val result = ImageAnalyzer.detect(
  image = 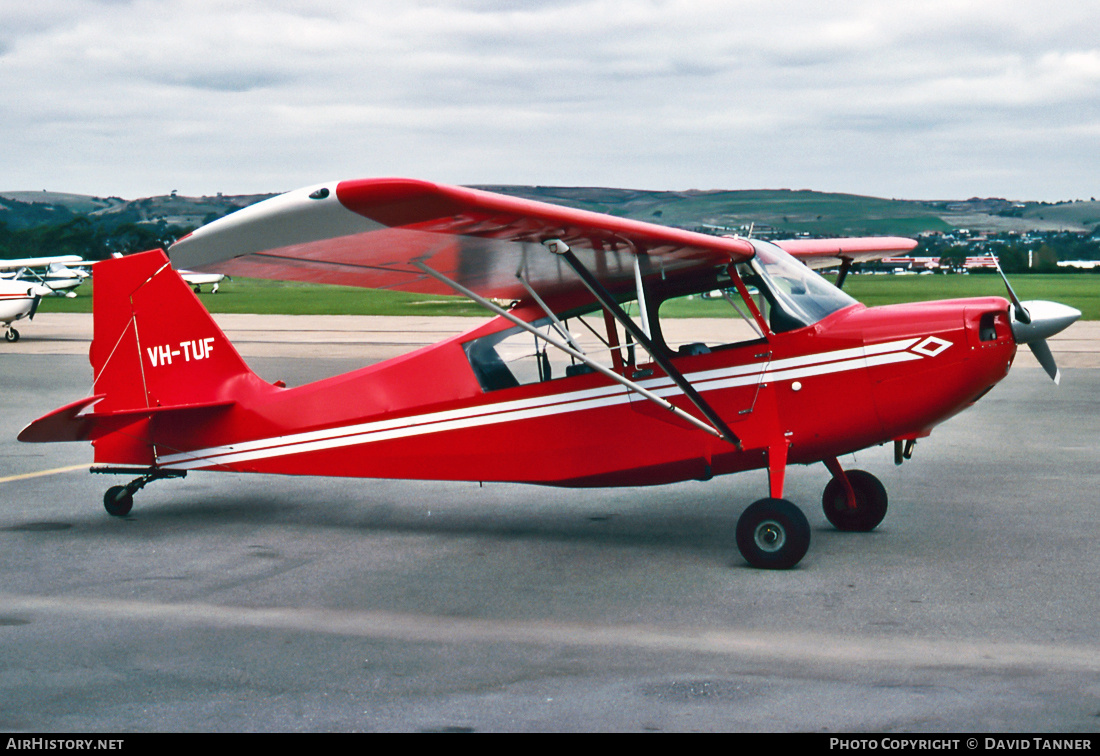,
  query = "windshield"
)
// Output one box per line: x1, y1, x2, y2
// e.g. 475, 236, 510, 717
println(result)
739, 240, 858, 332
